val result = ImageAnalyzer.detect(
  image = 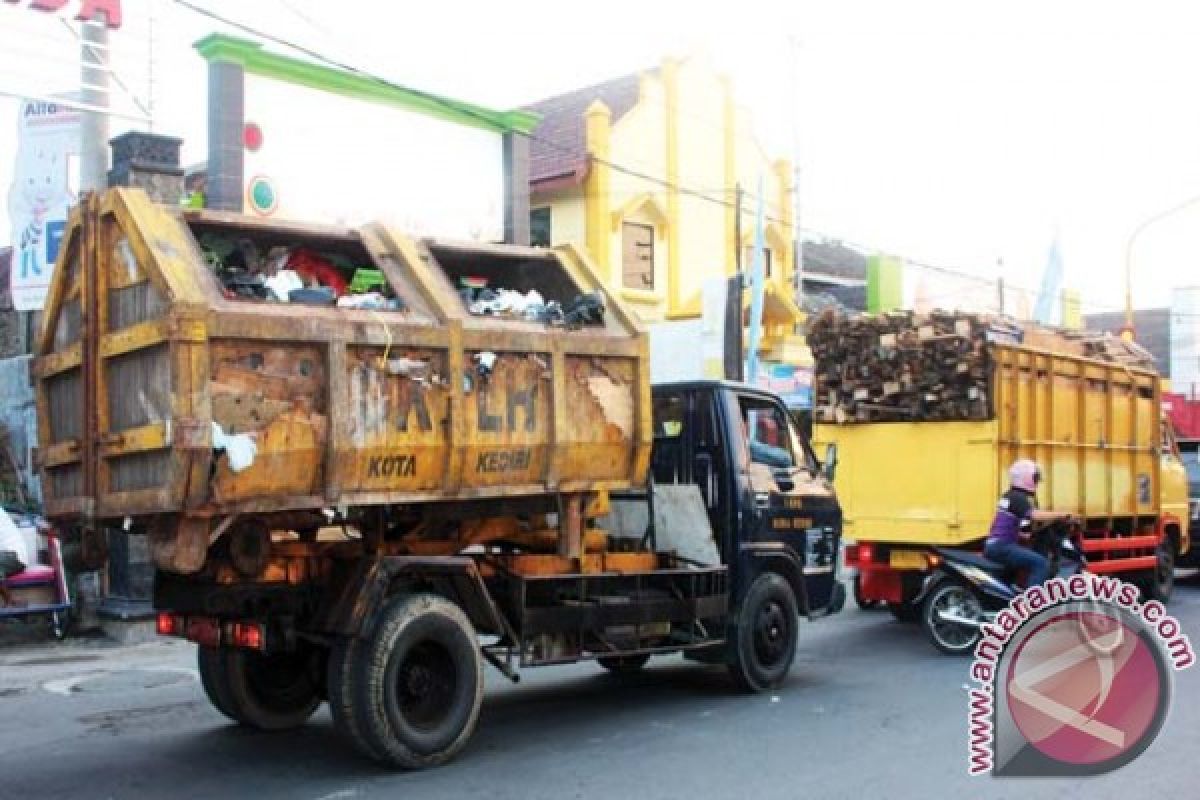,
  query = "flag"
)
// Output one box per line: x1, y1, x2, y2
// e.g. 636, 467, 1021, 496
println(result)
1034, 234, 1063, 325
